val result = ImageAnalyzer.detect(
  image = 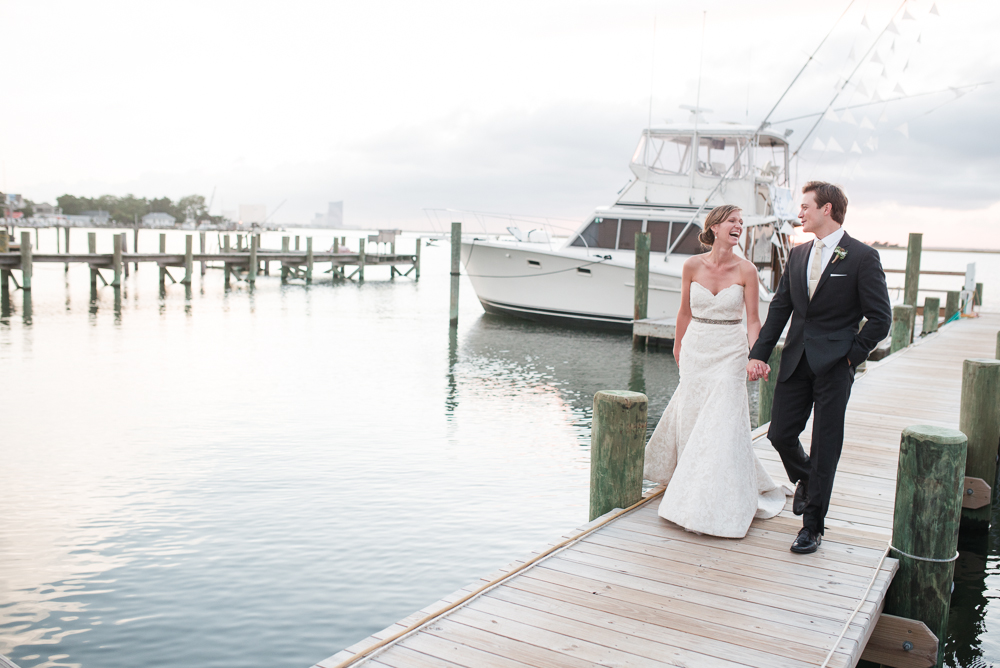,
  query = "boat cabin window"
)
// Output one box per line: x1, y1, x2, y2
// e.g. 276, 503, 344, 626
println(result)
754, 137, 789, 185
616, 220, 643, 250
647, 221, 670, 252
570, 217, 618, 249
670, 222, 705, 255
697, 136, 749, 178
631, 134, 693, 175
